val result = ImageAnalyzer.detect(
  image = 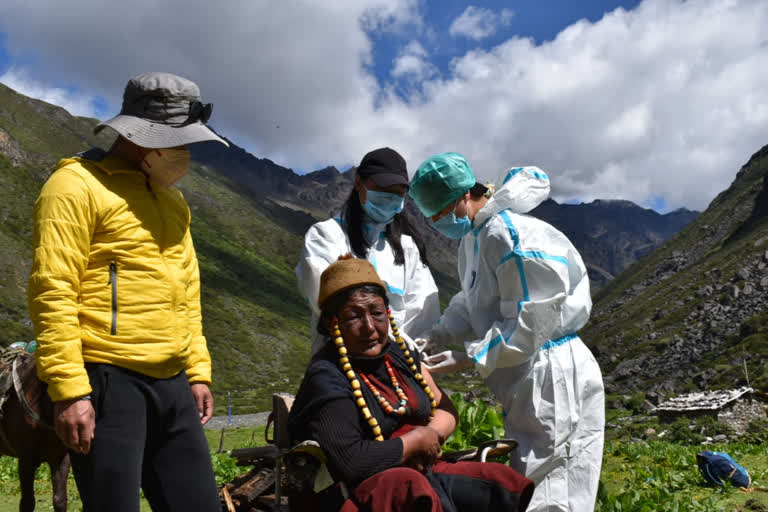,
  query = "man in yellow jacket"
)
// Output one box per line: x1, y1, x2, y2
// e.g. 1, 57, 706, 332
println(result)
28, 72, 228, 511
